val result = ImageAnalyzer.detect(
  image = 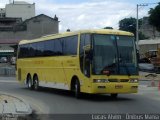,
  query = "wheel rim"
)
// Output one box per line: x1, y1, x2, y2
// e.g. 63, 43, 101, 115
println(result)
75, 84, 78, 95
28, 78, 32, 88
34, 79, 38, 90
